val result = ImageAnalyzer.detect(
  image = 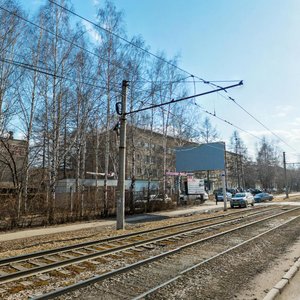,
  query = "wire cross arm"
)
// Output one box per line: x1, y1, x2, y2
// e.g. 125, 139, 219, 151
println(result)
116, 81, 243, 116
